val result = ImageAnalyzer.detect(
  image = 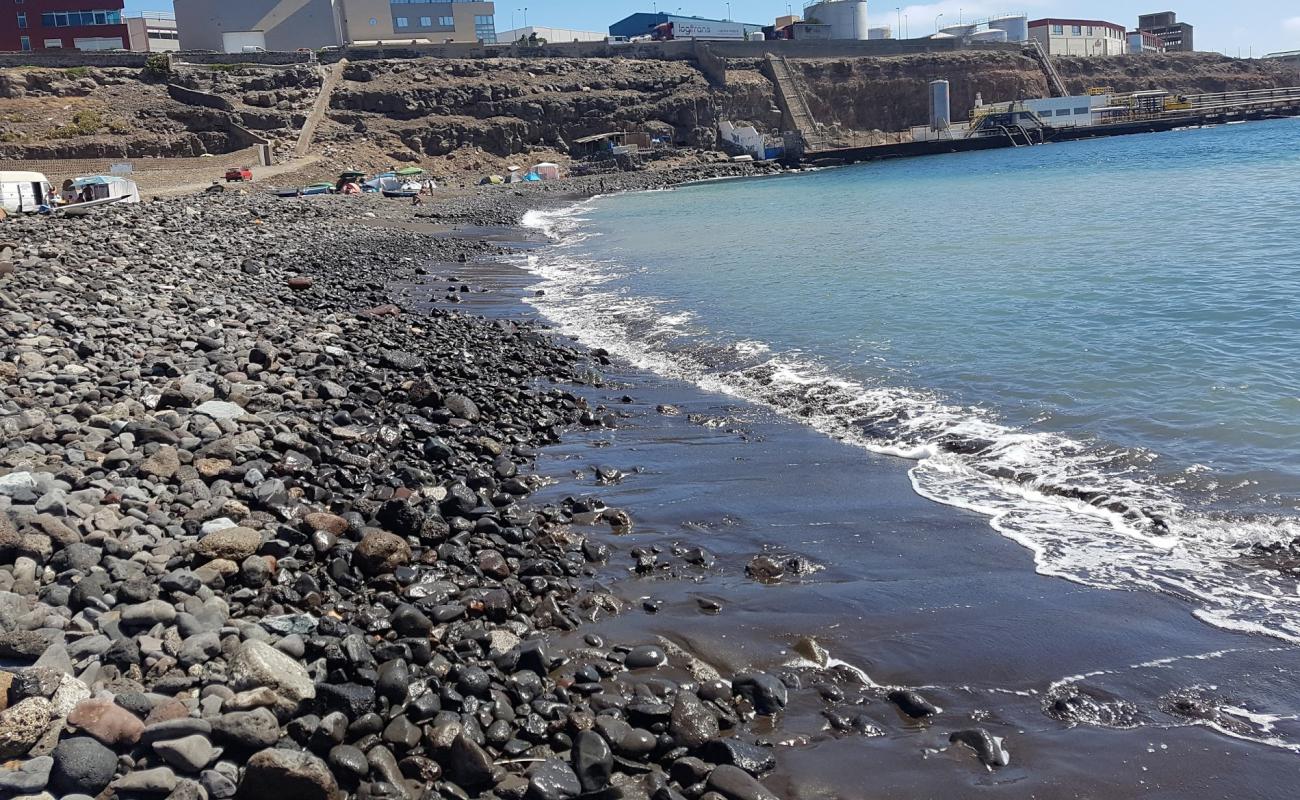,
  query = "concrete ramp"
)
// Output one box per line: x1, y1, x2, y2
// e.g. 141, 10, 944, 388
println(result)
295, 59, 347, 157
